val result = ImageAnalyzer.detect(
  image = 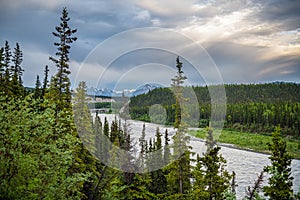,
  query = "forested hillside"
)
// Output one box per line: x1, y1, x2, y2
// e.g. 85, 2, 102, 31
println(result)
129, 83, 300, 135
